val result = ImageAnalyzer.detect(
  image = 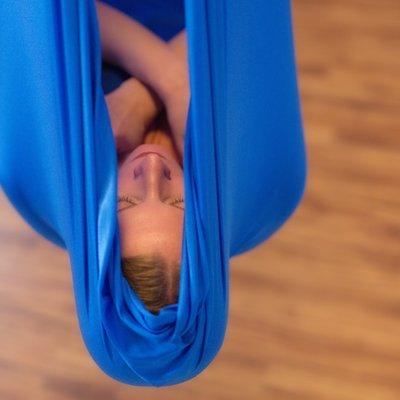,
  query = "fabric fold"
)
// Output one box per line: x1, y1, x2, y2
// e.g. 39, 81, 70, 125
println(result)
0, 0, 306, 386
